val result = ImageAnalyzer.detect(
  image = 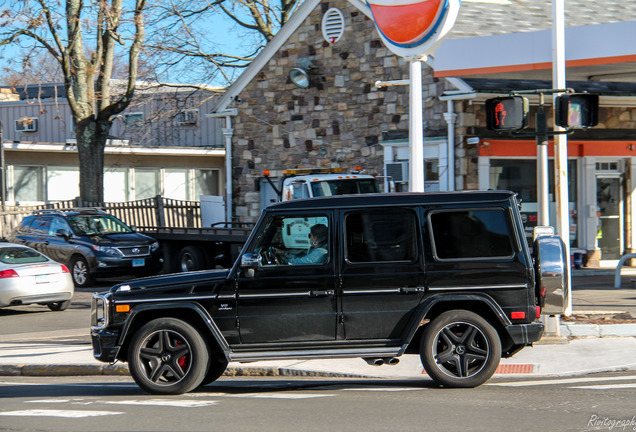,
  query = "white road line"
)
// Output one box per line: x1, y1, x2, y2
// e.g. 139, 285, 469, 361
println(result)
569, 383, 636, 390
104, 399, 219, 407
0, 409, 123, 418
489, 375, 636, 387
193, 392, 334, 399
342, 387, 426, 392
